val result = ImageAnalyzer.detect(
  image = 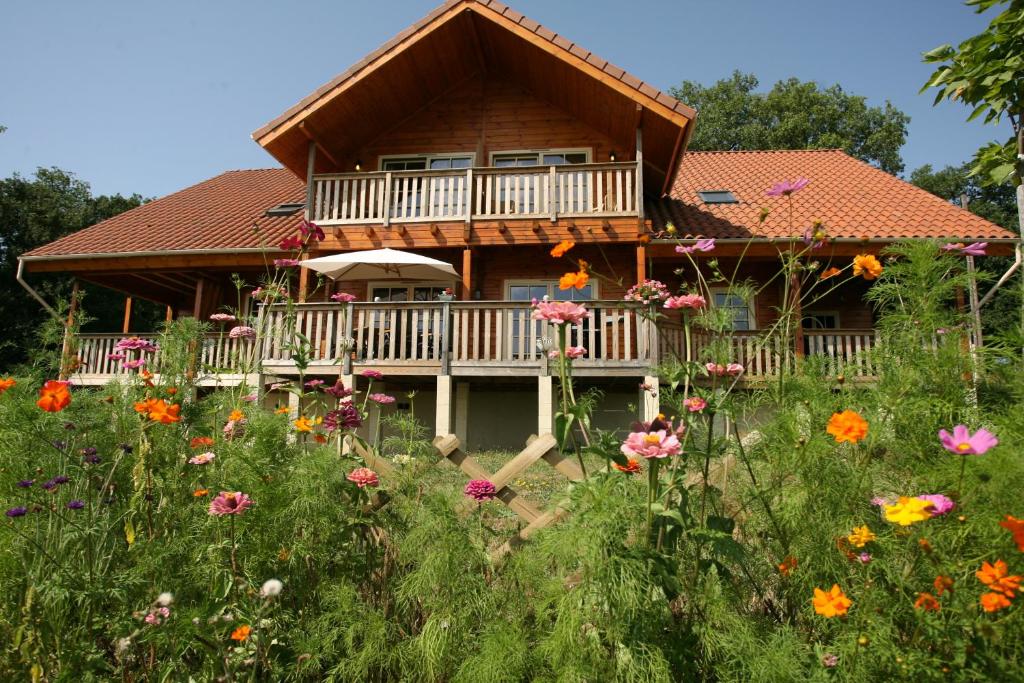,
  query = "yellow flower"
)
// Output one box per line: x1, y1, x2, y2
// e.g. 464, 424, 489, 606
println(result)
293, 416, 314, 432
852, 254, 883, 280
847, 525, 876, 548
883, 497, 933, 526
228, 409, 245, 421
